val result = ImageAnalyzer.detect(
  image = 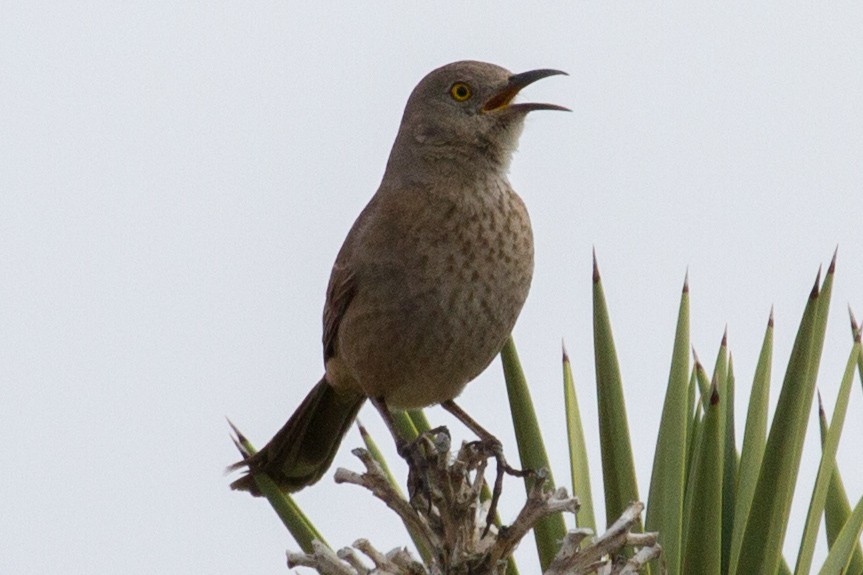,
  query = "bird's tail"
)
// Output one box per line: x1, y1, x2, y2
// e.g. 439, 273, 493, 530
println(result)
229, 377, 365, 495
